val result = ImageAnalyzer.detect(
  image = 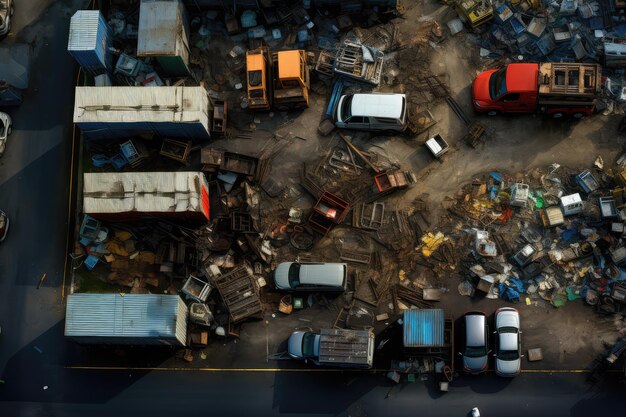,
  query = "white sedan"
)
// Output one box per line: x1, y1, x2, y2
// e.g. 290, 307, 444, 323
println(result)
494, 307, 522, 377
0, 111, 12, 156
